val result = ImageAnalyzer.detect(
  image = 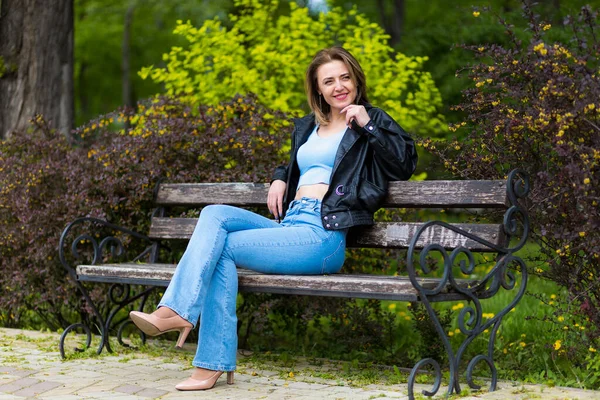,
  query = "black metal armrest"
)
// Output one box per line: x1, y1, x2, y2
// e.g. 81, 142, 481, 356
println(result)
58, 217, 155, 282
